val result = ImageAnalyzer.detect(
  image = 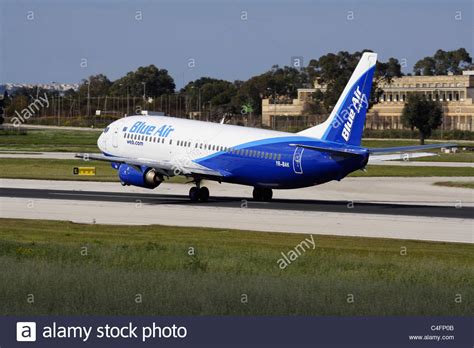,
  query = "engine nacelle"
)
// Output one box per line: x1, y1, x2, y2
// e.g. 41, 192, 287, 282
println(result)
118, 164, 162, 189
